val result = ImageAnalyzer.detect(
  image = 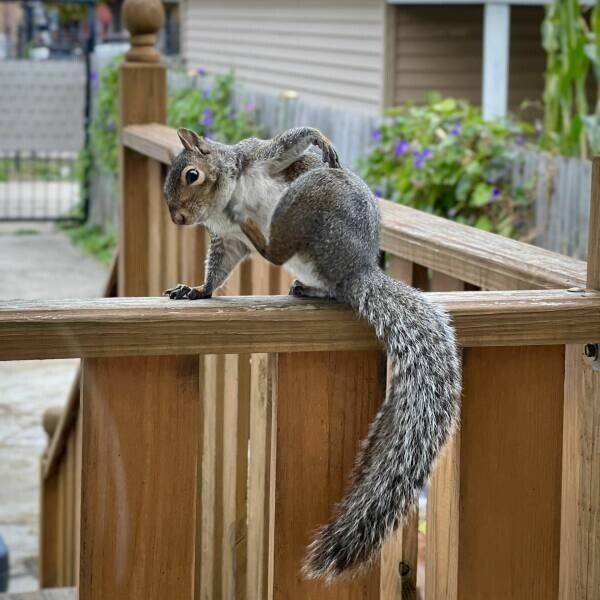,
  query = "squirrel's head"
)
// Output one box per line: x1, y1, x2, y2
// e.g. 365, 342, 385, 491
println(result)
163, 128, 233, 226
